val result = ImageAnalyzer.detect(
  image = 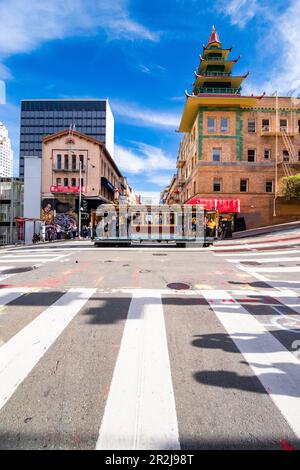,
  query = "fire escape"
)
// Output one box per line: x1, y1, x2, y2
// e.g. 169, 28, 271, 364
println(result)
280, 127, 297, 177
